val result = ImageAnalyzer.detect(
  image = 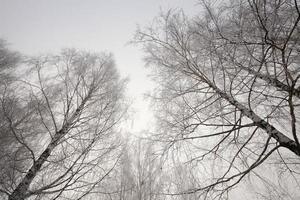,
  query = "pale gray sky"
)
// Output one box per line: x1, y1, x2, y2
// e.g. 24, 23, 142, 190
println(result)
0, 0, 199, 133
